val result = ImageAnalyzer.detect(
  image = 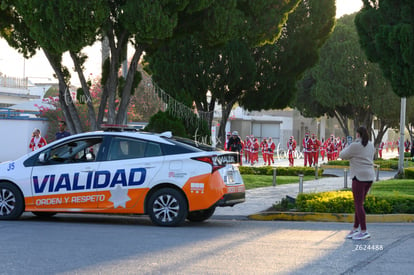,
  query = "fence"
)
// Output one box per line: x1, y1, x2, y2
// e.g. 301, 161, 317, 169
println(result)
0, 75, 28, 89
